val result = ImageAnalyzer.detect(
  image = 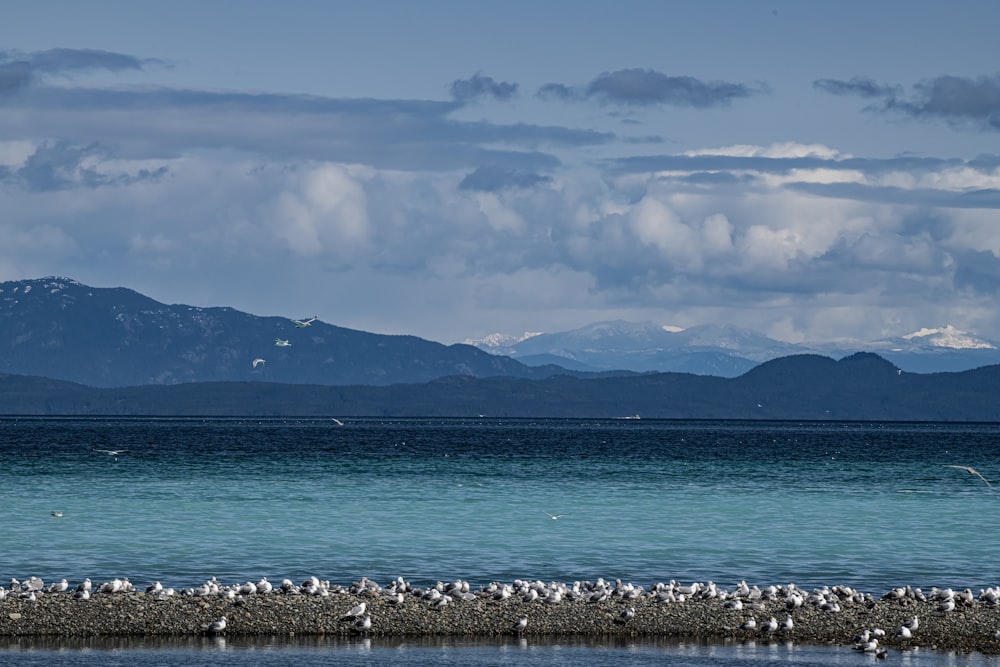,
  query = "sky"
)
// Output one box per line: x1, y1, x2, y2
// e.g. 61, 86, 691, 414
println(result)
1, 1, 999, 345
